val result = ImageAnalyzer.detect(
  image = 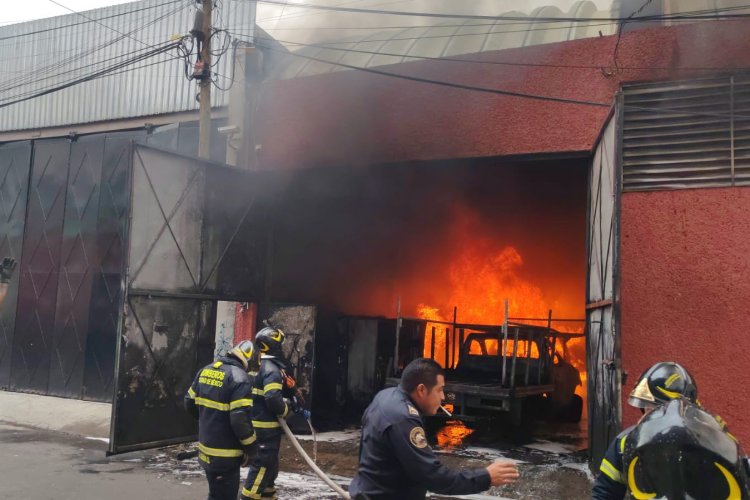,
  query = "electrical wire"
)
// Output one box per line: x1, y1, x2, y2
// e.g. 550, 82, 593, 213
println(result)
0, 40, 186, 103
0, 0, 184, 42
0, 41, 182, 110
0, 3, 189, 93
251, 37, 610, 107
244, 36, 750, 120
611, 0, 656, 74
255, 1, 750, 23
248, 33, 750, 73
